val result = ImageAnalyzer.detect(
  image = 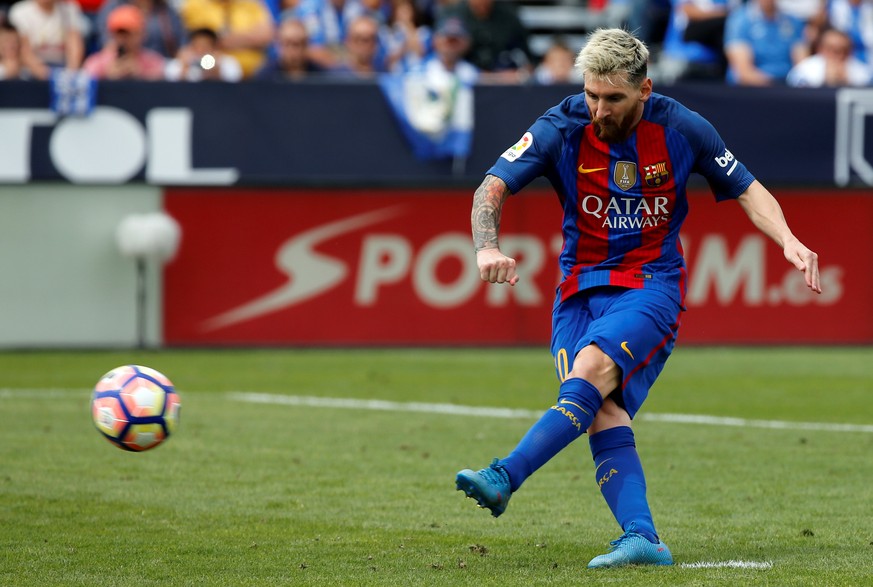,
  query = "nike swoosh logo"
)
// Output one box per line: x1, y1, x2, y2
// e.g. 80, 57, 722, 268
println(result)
620, 341, 635, 360
202, 206, 405, 331
578, 164, 608, 174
